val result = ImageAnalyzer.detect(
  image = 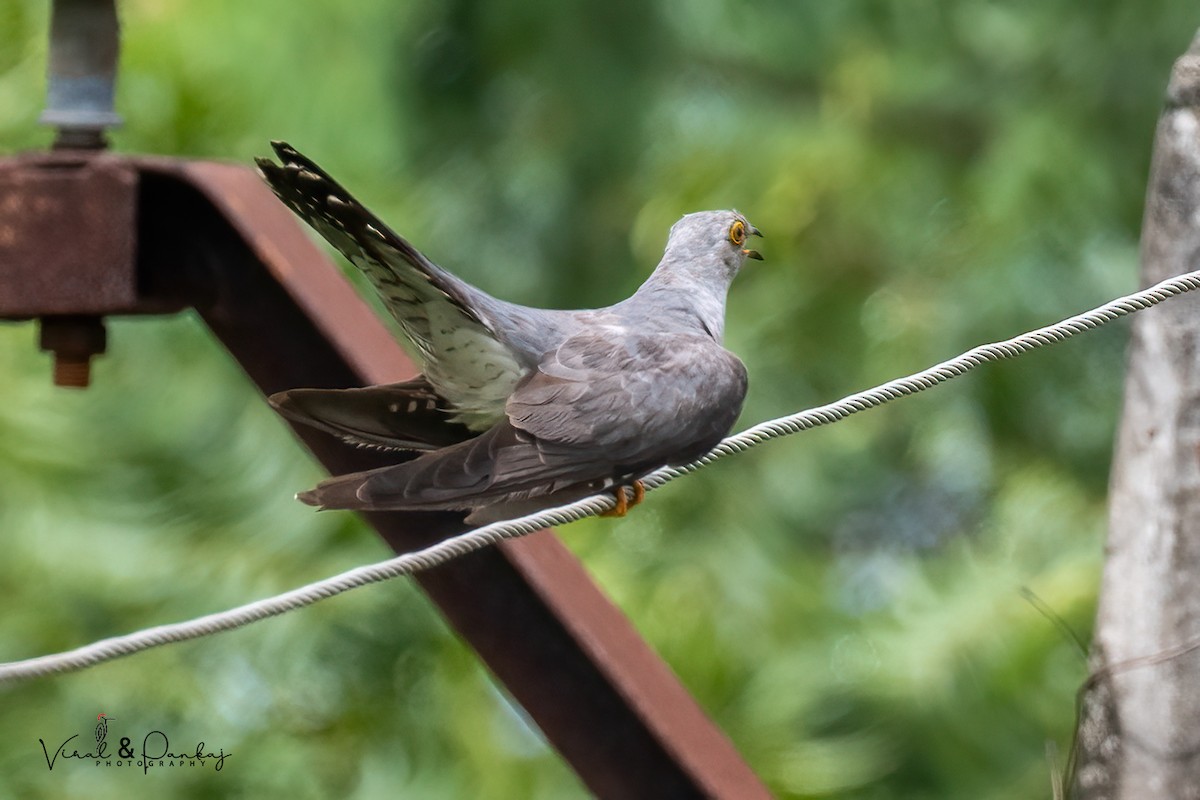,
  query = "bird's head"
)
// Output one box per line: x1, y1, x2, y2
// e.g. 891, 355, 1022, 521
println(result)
664, 210, 763, 282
